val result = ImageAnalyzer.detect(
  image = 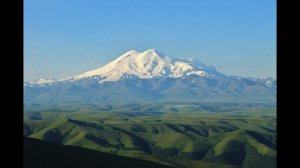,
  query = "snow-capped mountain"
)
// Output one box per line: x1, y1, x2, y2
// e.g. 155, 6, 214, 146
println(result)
65, 49, 221, 83
24, 49, 276, 104
26, 49, 223, 85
